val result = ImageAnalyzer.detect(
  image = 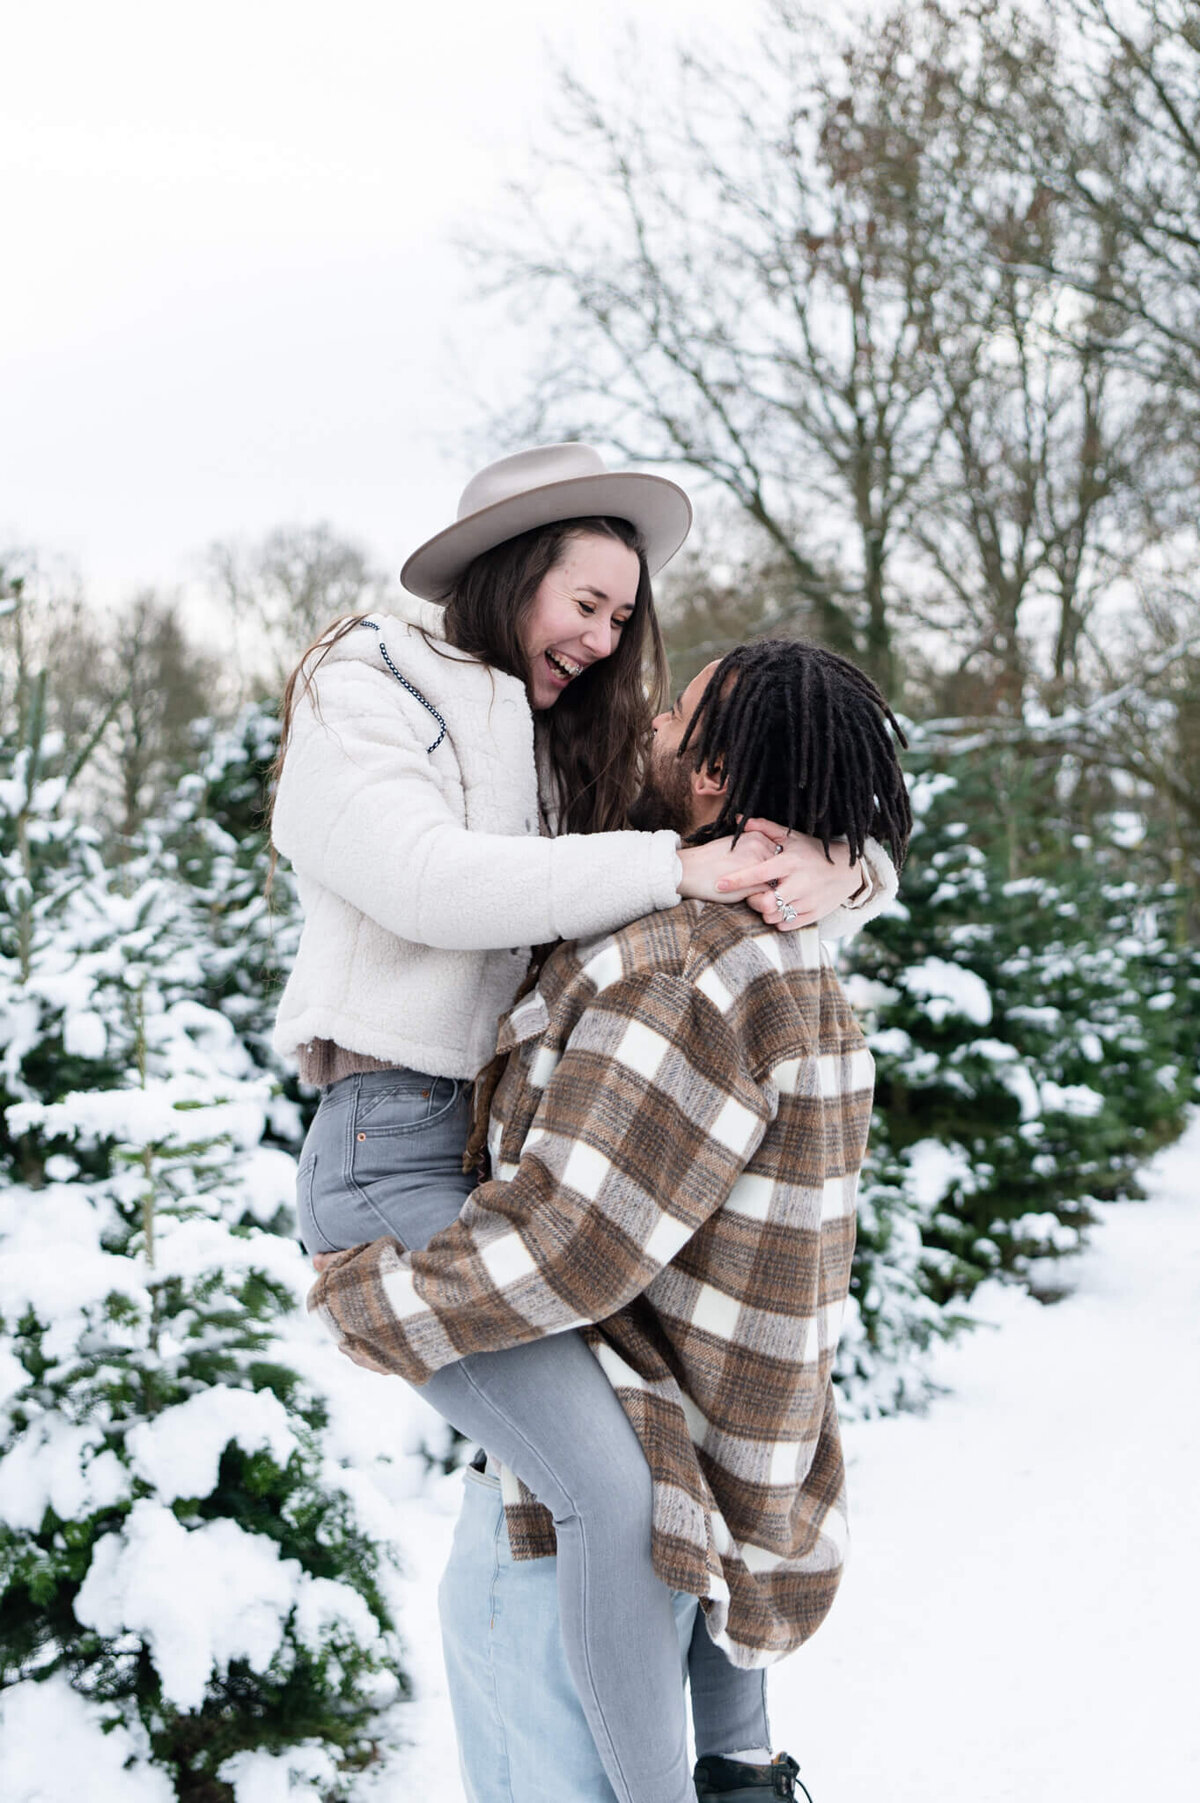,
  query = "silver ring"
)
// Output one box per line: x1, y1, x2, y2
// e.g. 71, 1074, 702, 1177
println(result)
776, 896, 798, 923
